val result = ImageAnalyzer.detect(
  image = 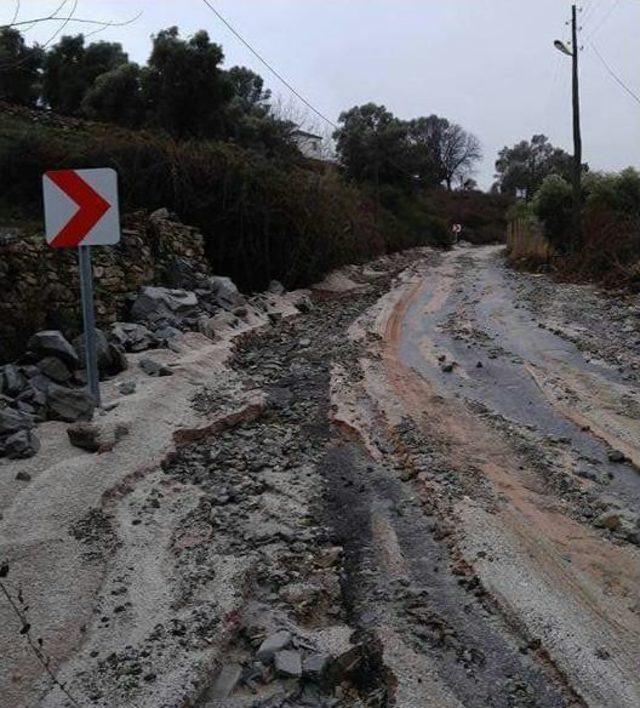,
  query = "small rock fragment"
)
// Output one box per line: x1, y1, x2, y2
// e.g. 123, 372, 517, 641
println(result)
139, 358, 173, 377
211, 663, 243, 699
274, 649, 302, 678
118, 381, 137, 396
303, 652, 331, 680
256, 631, 291, 663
